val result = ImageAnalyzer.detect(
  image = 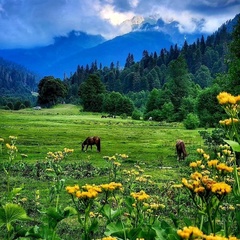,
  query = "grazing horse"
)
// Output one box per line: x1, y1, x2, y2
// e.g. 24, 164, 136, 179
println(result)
176, 140, 187, 161
82, 136, 101, 152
